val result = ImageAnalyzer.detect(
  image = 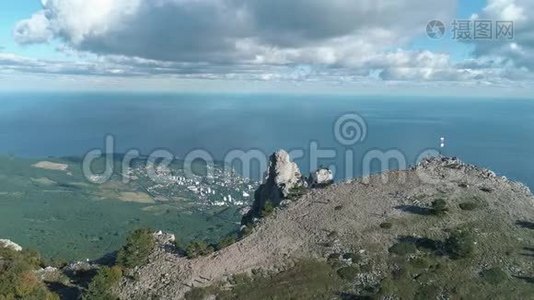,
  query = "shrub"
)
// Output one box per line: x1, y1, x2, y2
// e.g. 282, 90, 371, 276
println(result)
380, 222, 393, 229
389, 242, 417, 256
327, 230, 339, 238
360, 263, 372, 272
173, 238, 186, 254
0, 247, 58, 300
431, 199, 448, 216
261, 201, 275, 218
459, 202, 479, 211
185, 240, 214, 259
413, 237, 441, 252
239, 224, 254, 238
480, 186, 493, 193
83, 266, 123, 300
480, 267, 508, 284
326, 253, 341, 266
287, 186, 307, 200
116, 228, 155, 268
337, 266, 360, 280
445, 229, 474, 259
342, 253, 362, 262
240, 211, 254, 228
217, 235, 236, 250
